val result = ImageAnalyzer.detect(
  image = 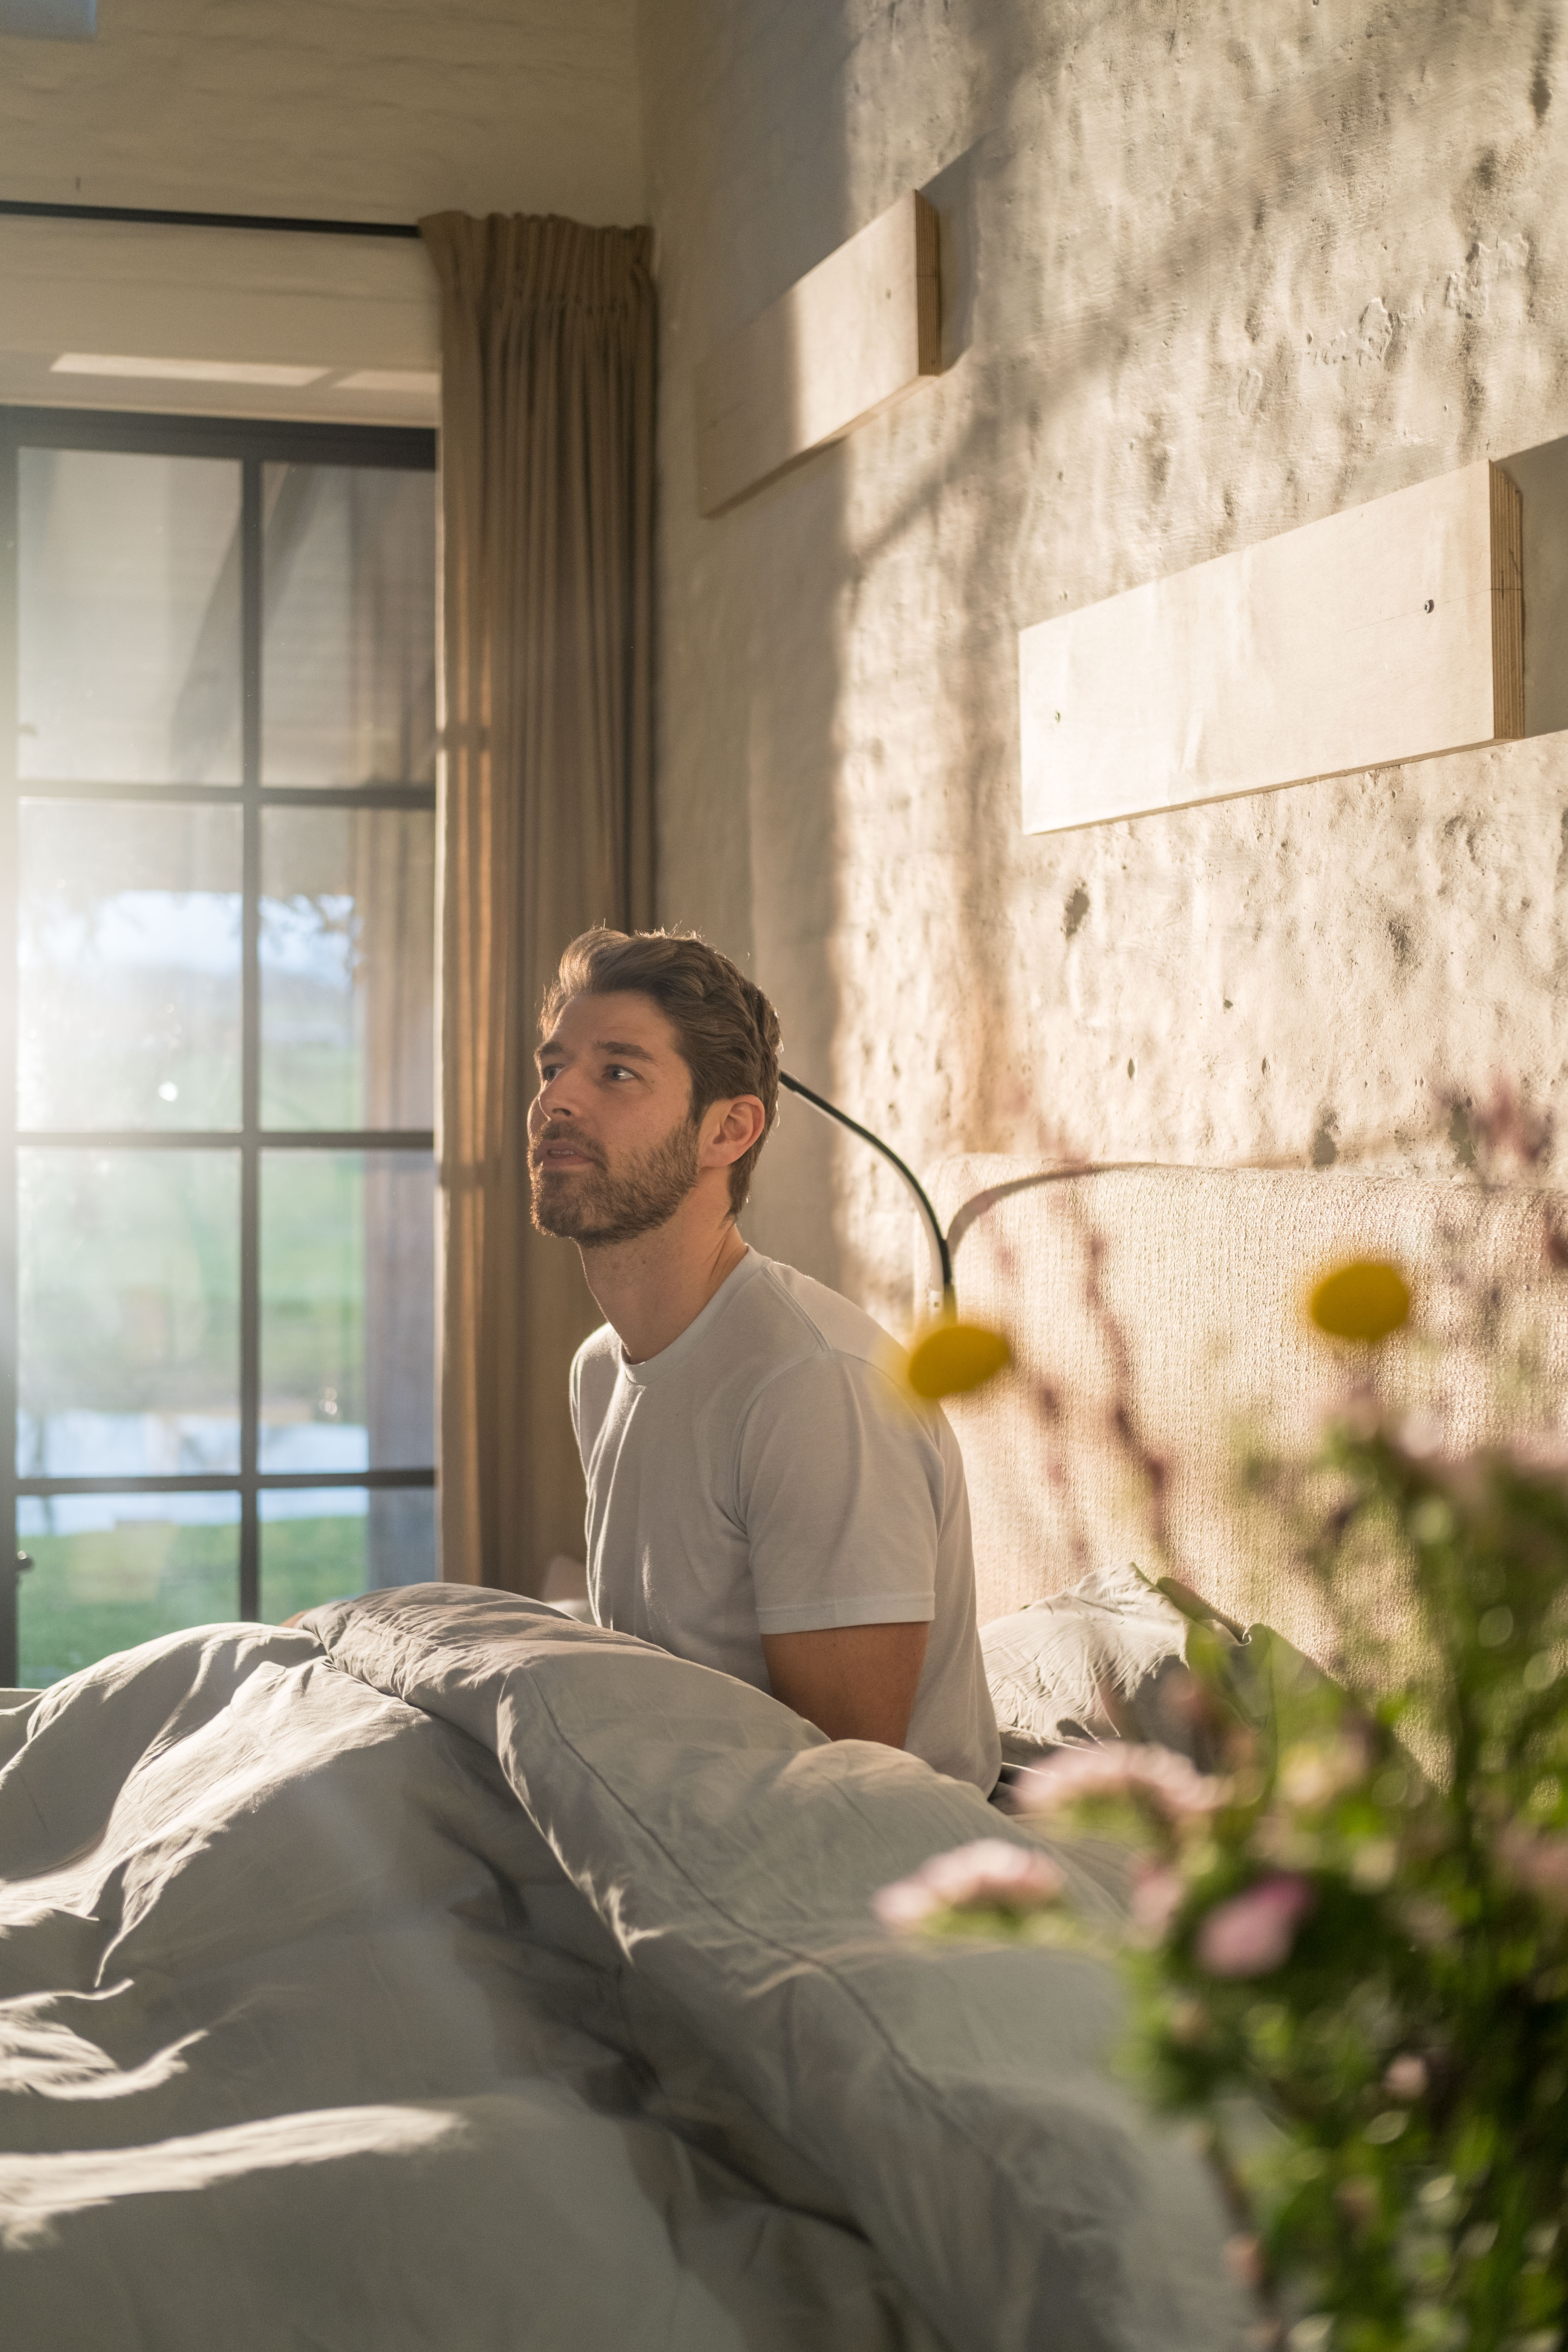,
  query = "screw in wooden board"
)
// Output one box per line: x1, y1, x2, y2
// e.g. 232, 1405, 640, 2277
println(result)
1424, 600, 1434, 613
